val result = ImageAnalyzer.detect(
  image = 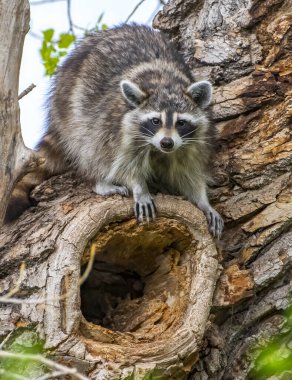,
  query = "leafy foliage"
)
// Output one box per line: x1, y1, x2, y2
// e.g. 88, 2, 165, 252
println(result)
40, 28, 75, 76
40, 13, 108, 76
249, 302, 292, 379
0, 327, 46, 379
